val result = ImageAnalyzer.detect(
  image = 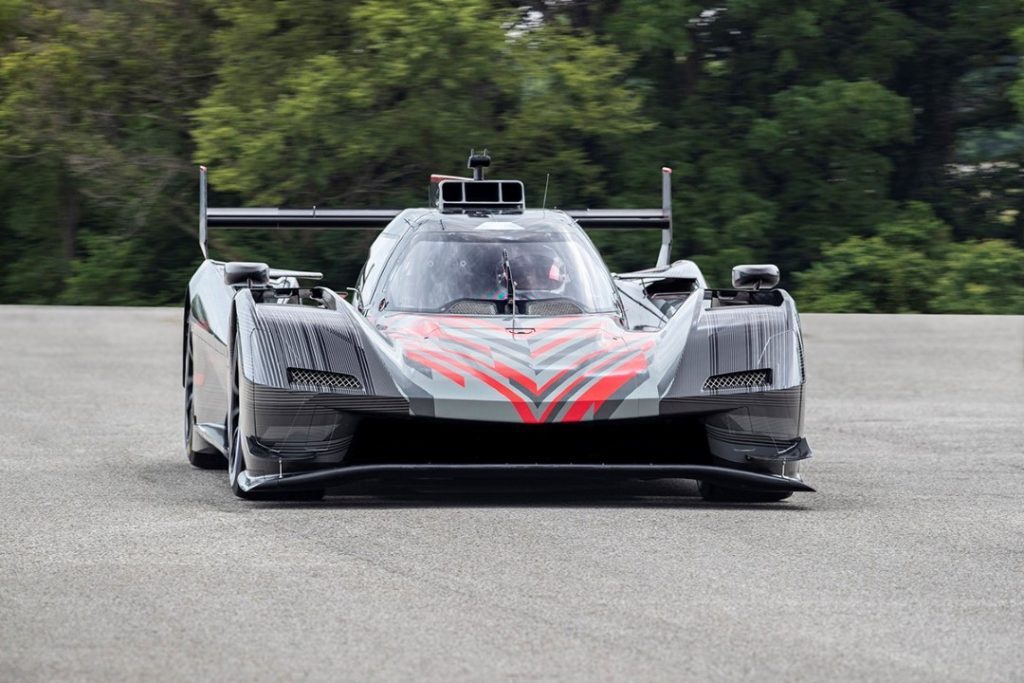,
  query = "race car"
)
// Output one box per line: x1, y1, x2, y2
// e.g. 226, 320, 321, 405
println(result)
183, 152, 813, 501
